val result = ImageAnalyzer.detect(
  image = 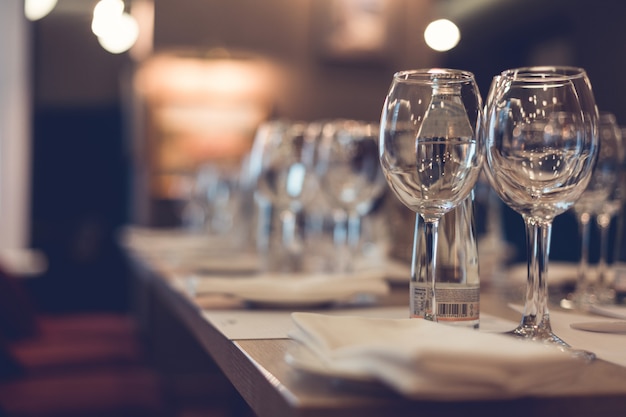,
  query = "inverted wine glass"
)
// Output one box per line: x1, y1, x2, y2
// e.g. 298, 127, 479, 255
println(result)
484, 66, 599, 351
379, 69, 484, 322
